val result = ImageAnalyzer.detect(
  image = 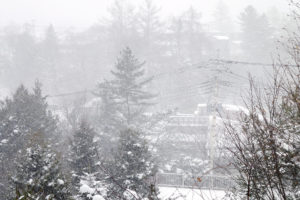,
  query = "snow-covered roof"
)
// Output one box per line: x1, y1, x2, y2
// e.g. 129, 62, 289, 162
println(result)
214, 35, 230, 40
159, 186, 226, 200
222, 104, 248, 114
83, 97, 102, 108
172, 113, 195, 118
232, 40, 242, 44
